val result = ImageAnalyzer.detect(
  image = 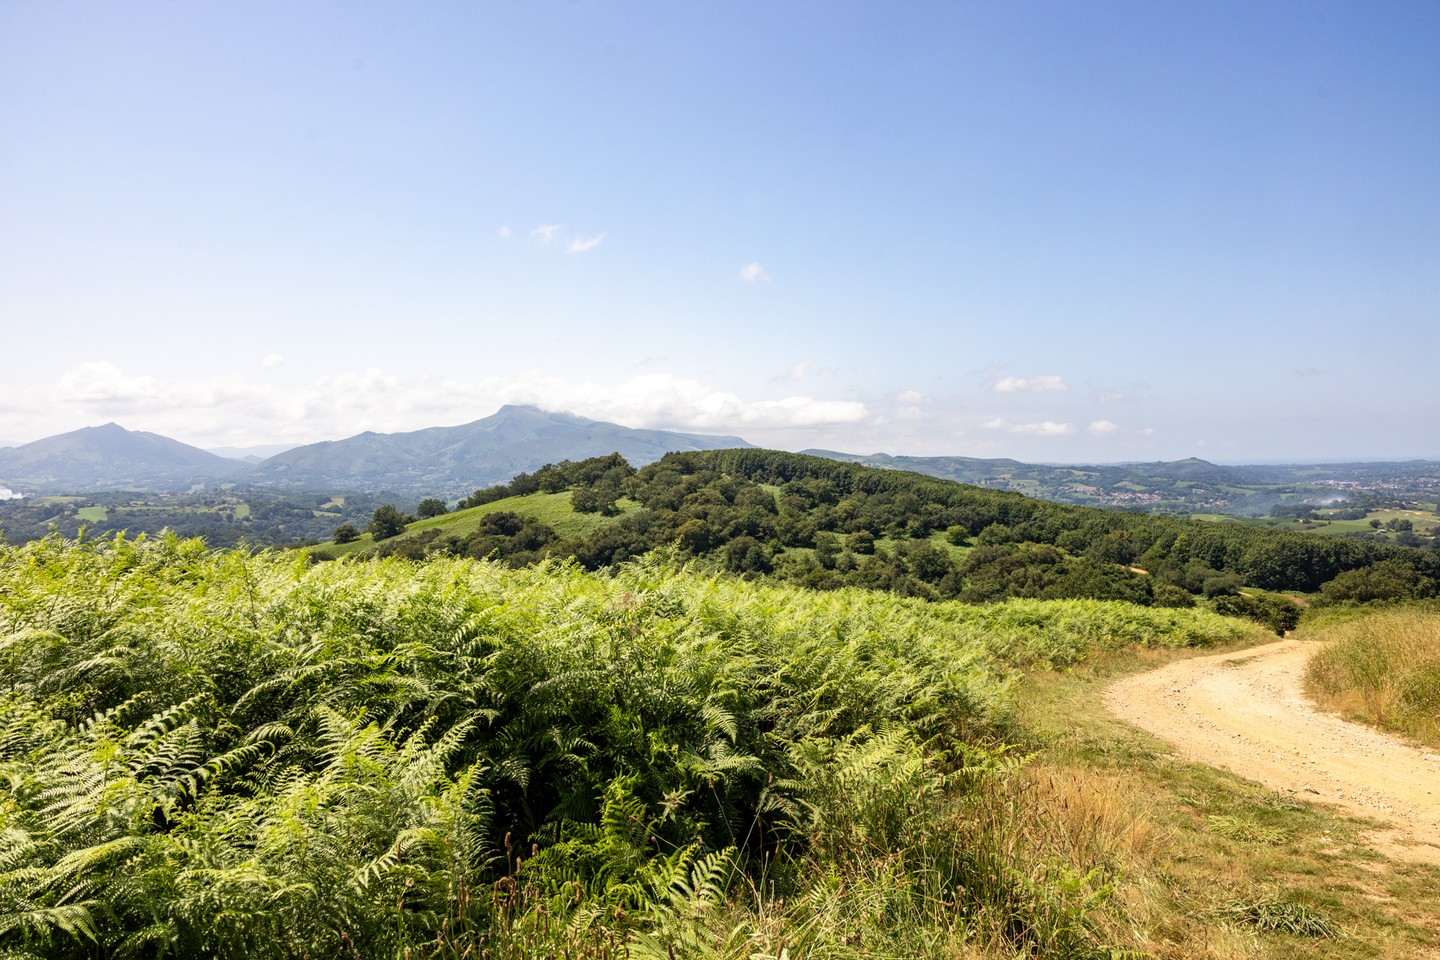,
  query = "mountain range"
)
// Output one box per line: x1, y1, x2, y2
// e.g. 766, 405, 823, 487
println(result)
3, 408, 1435, 515
0, 406, 751, 497
242, 405, 750, 497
